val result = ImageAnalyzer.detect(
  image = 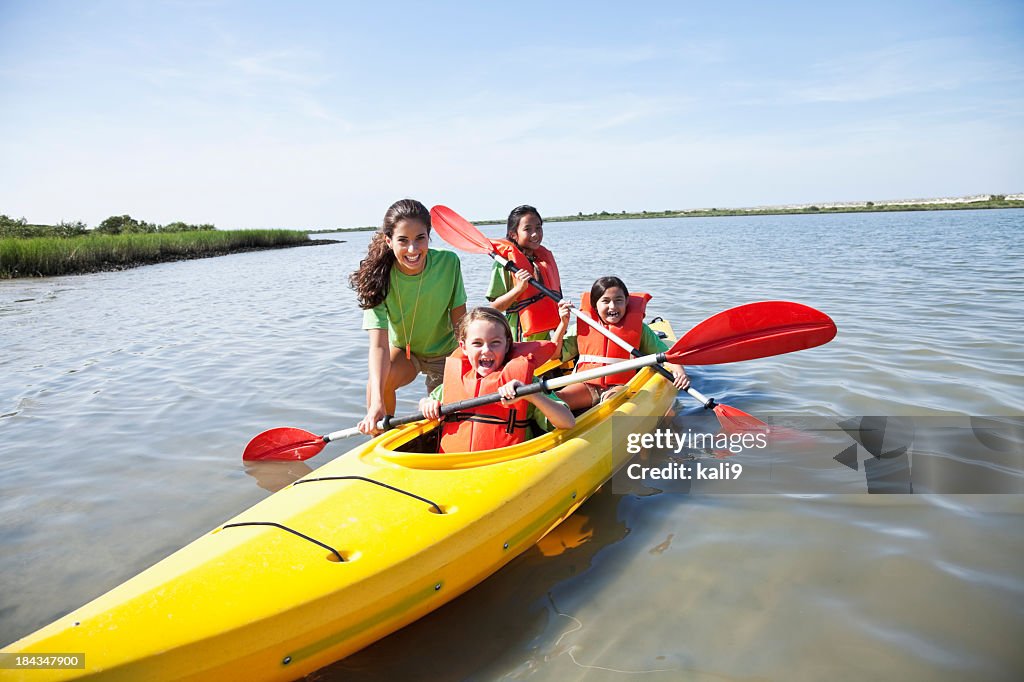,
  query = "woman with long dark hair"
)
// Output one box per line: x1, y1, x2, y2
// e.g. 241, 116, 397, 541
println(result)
349, 199, 467, 434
